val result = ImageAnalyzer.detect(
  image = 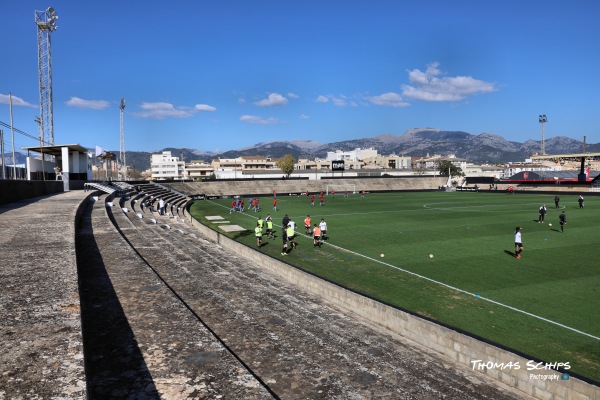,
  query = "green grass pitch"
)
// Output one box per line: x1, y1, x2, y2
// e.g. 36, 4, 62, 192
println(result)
190, 191, 600, 382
